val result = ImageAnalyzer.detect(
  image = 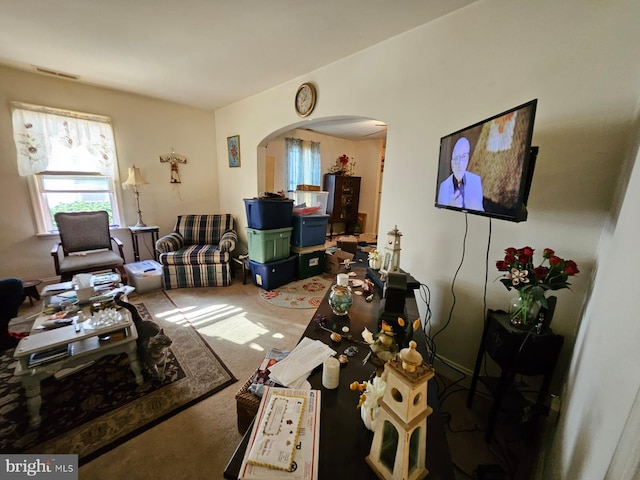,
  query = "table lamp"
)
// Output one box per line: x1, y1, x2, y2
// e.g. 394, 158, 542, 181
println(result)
122, 165, 149, 227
